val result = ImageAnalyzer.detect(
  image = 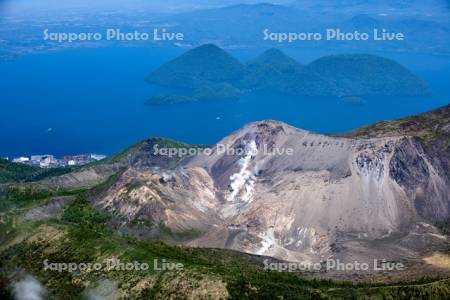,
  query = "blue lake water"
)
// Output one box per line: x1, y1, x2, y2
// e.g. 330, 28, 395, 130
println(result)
0, 46, 449, 158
